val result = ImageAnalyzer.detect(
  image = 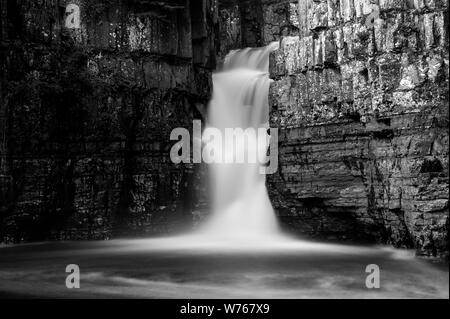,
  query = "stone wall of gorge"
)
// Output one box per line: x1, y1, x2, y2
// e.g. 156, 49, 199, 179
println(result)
267, 0, 449, 258
0, 0, 216, 242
